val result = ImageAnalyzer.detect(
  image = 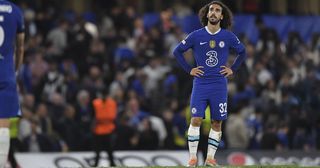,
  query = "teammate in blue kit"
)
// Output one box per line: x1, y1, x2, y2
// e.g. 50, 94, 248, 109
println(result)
0, 1, 25, 167
173, 1, 246, 166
